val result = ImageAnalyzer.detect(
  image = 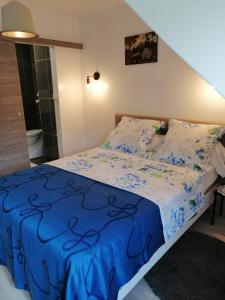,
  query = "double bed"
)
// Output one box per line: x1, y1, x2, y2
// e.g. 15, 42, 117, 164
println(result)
0, 114, 224, 300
